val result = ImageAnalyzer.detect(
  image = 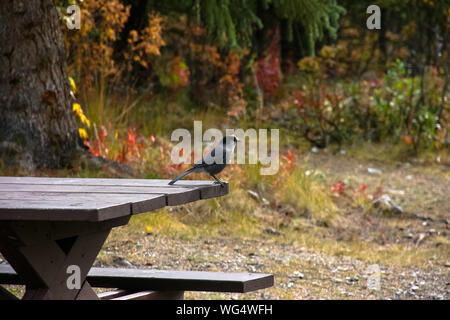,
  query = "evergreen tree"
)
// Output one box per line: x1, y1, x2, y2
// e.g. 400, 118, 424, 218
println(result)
125, 0, 346, 56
